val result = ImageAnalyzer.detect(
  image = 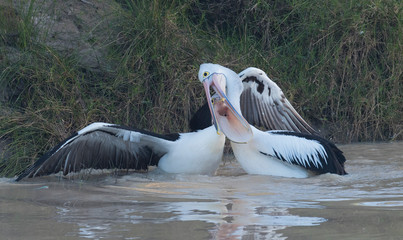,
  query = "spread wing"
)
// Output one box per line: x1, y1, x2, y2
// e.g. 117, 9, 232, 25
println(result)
239, 67, 318, 135
190, 67, 318, 135
16, 122, 179, 180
